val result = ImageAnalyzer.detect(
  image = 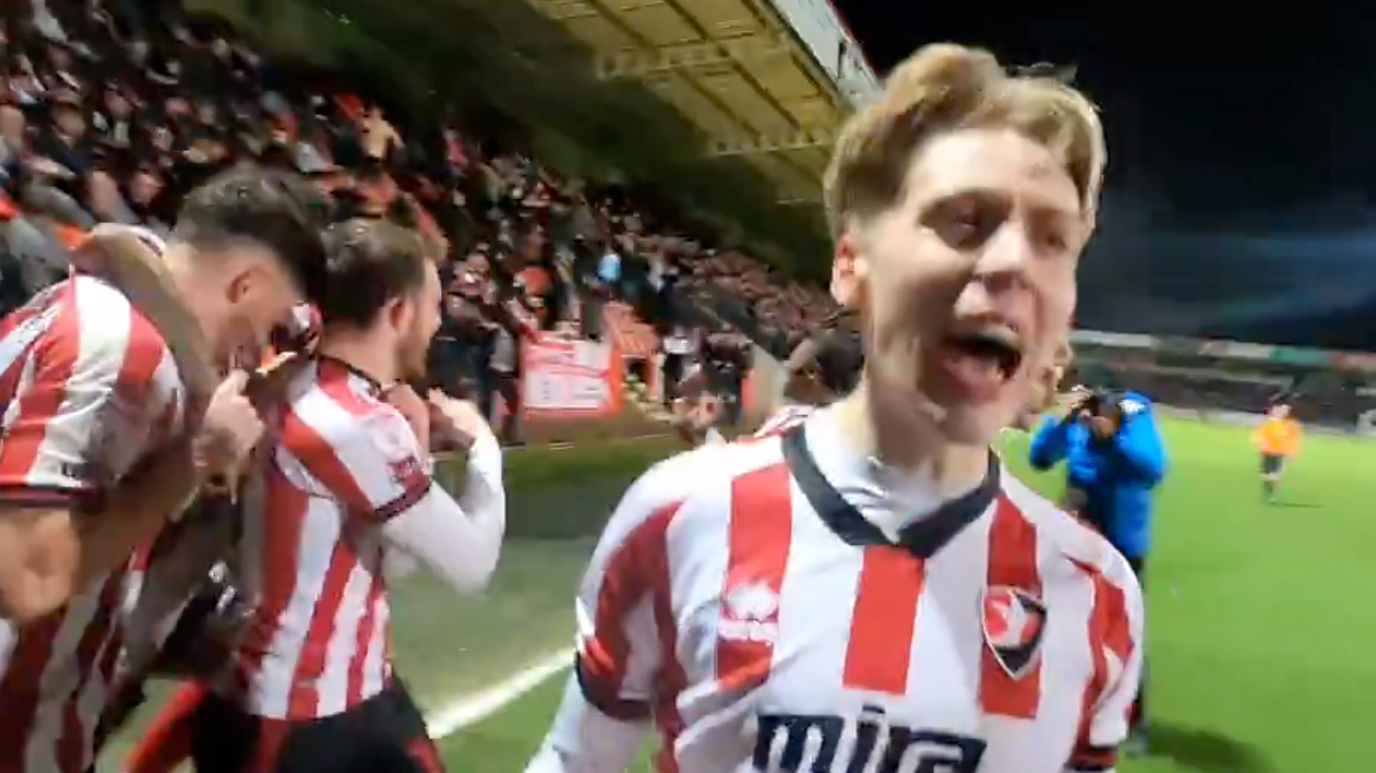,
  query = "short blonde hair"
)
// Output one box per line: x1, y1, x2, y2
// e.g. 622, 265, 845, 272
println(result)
823, 44, 1106, 238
